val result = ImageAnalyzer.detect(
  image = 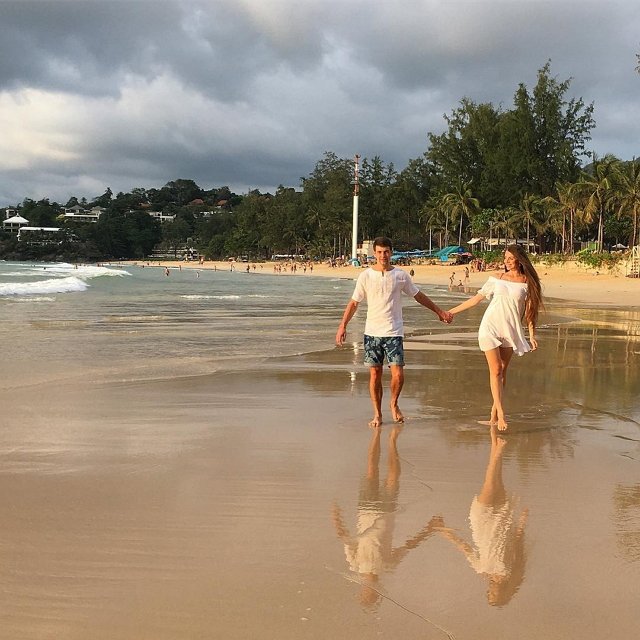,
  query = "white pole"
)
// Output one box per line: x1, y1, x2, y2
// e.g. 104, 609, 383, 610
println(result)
351, 154, 360, 262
